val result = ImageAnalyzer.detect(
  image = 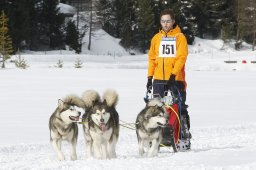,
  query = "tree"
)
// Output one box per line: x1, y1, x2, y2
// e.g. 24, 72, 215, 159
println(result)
87, 0, 101, 50
41, 0, 65, 49
150, 0, 176, 34
236, 0, 256, 50
65, 20, 83, 53
119, 0, 136, 49
135, 0, 154, 53
193, 0, 231, 39
219, 0, 236, 44
6, 0, 30, 52
27, 0, 42, 50
96, 0, 113, 32
0, 10, 13, 68
175, 0, 197, 44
